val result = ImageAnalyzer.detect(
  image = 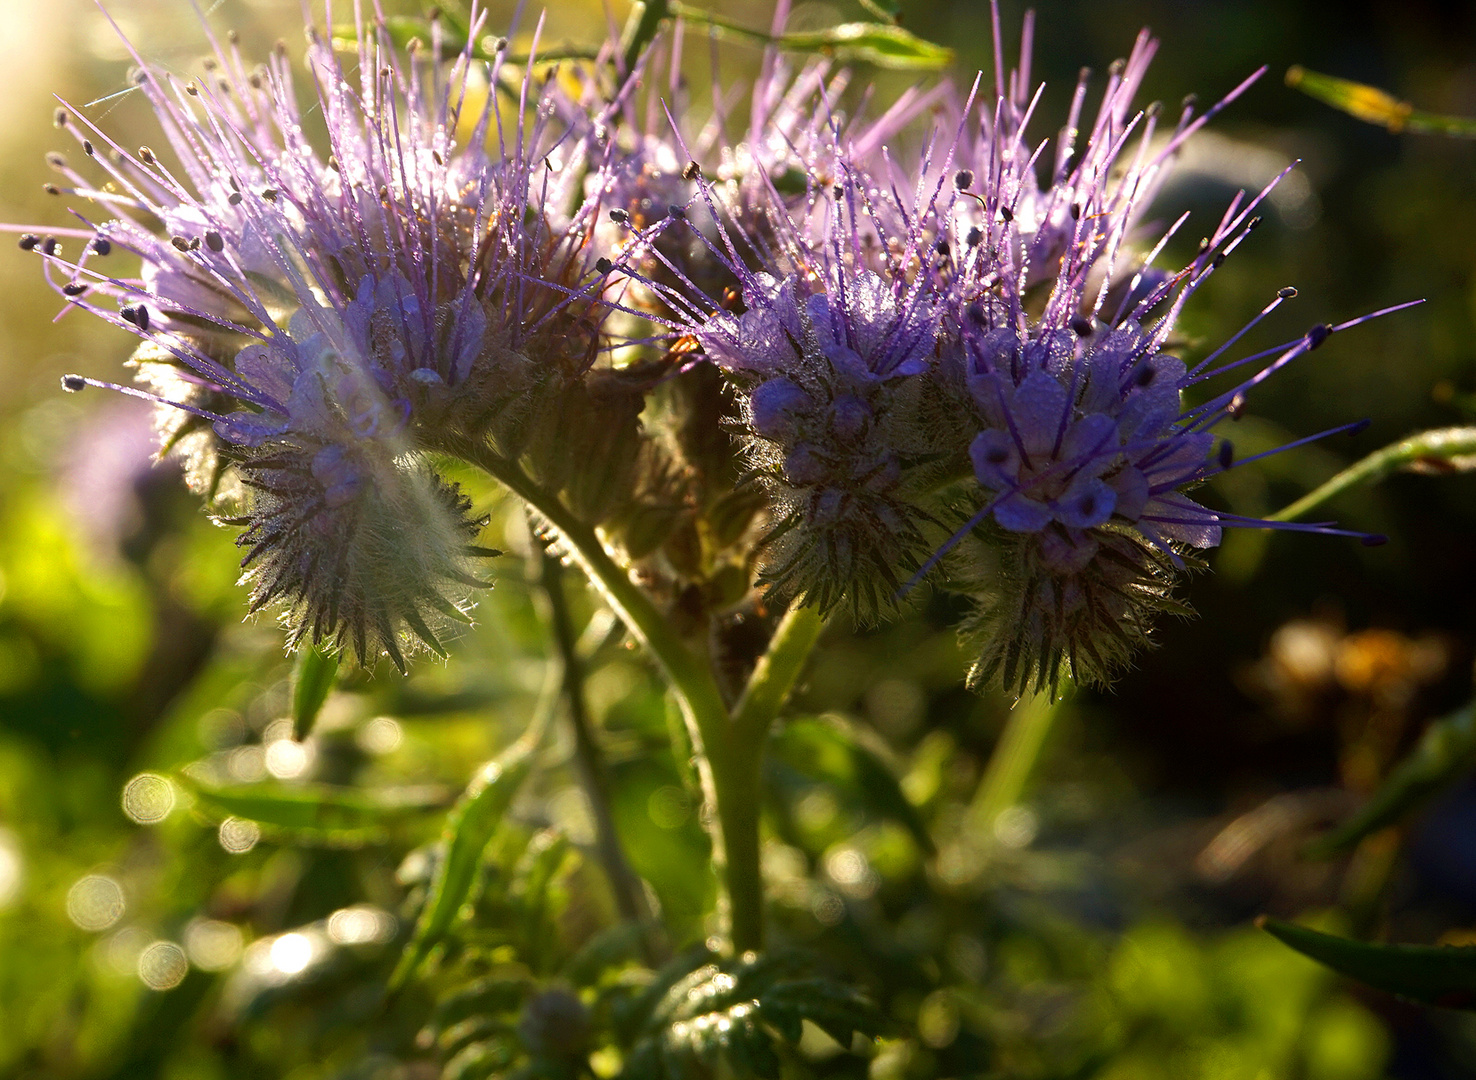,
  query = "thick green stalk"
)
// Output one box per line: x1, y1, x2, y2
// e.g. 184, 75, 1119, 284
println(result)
715, 605, 825, 951
620, 0, 671, 79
